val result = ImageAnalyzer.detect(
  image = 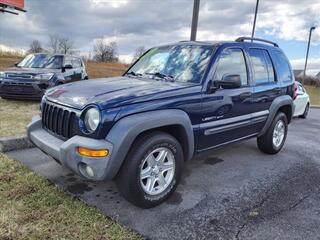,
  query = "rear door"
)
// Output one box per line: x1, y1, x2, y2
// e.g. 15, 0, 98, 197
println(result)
249, 48, 281, 115
198, 47, 255, 151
